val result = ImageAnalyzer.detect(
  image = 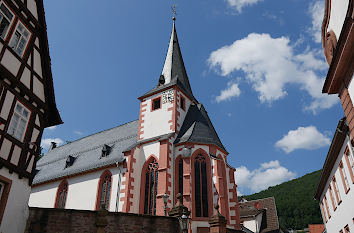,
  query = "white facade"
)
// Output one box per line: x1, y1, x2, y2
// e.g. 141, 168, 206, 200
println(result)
0, 168, 31, 233
29, 167, 124, 212
327, 0, 349, 40
319, 136, 354, 233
